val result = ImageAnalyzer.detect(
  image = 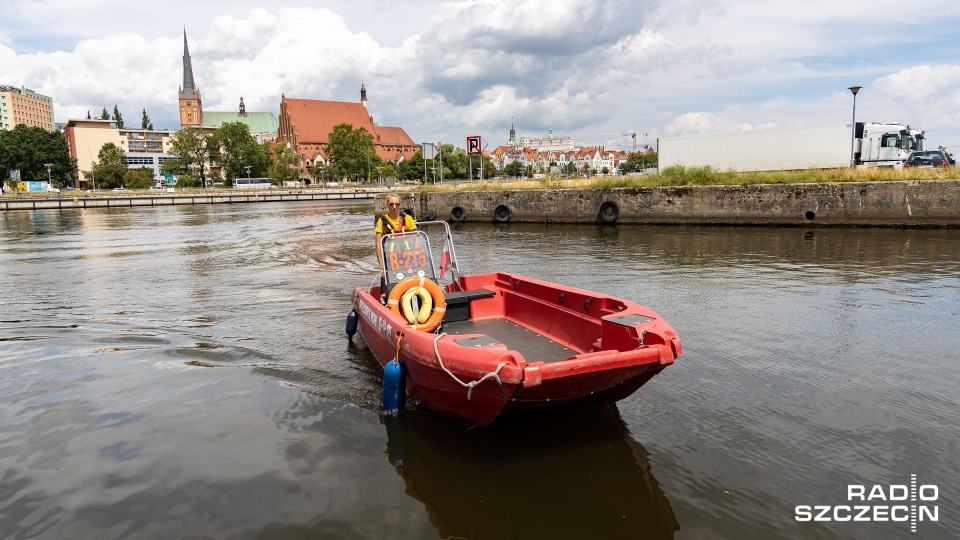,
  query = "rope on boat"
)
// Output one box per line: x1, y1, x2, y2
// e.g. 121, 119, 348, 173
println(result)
393, 329, 404, 366
432, 333, 507, 400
